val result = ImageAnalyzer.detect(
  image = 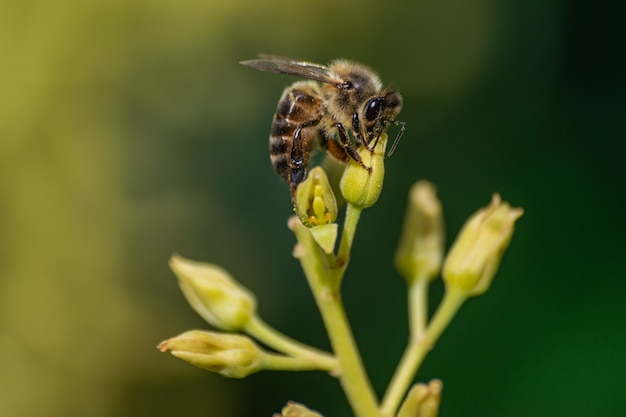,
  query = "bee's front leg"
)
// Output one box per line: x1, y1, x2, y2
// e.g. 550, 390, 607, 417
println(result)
335, 123, 371, 172
351, 113, 369, 149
